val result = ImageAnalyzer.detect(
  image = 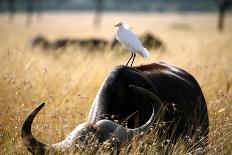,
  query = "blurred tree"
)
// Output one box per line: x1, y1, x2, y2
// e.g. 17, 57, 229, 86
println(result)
0, 0, 42, 25
25, 0, 35, 26
217, 0, 232, 31
8, 0, 16, 22
93, 0, 105, 28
